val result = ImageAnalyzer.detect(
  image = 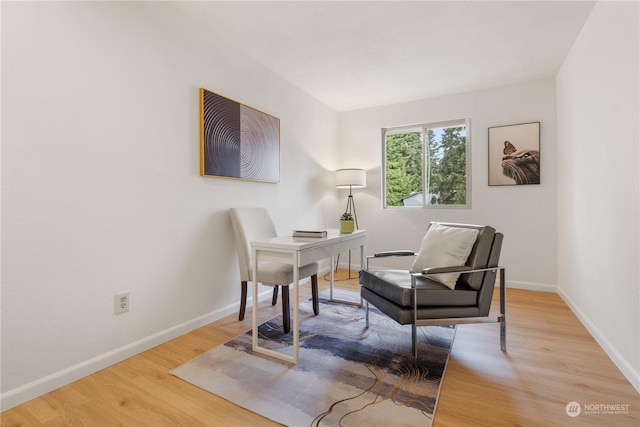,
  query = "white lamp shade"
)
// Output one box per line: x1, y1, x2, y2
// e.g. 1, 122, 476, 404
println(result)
335, 168, 366, 188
